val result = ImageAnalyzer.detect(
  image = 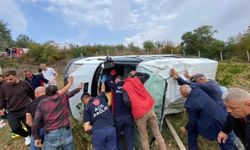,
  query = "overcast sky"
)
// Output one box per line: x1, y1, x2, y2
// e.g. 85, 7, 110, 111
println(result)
0, 0, 250, 46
